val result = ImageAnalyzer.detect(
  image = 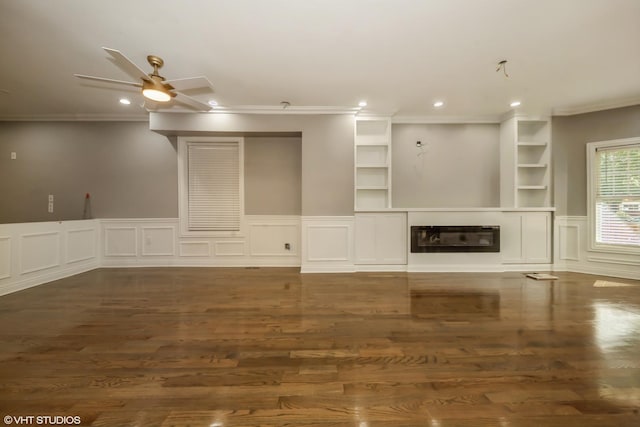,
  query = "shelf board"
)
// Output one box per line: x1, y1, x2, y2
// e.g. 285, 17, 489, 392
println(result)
356, 186, 388, 190
356, 164, 388, 168
355, 141, 390, 146
518, 163, 547, 168
517, 142, 547, 147
518, 185, 547, 190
